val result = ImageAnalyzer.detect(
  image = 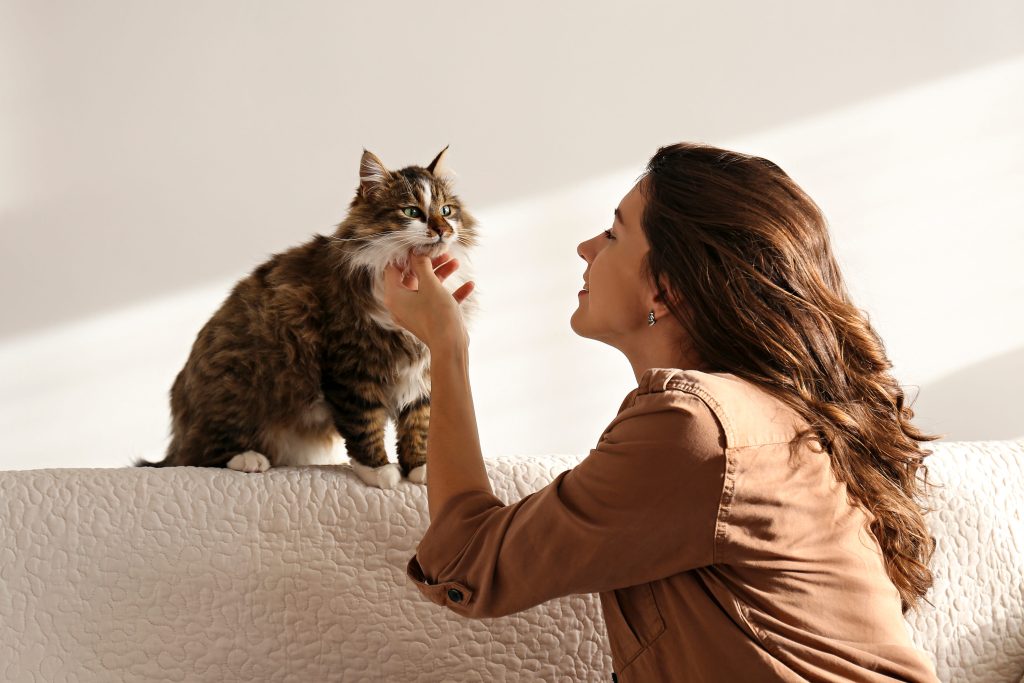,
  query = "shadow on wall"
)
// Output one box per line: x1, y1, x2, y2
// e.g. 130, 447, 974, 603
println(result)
912, 345, 1024, 442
